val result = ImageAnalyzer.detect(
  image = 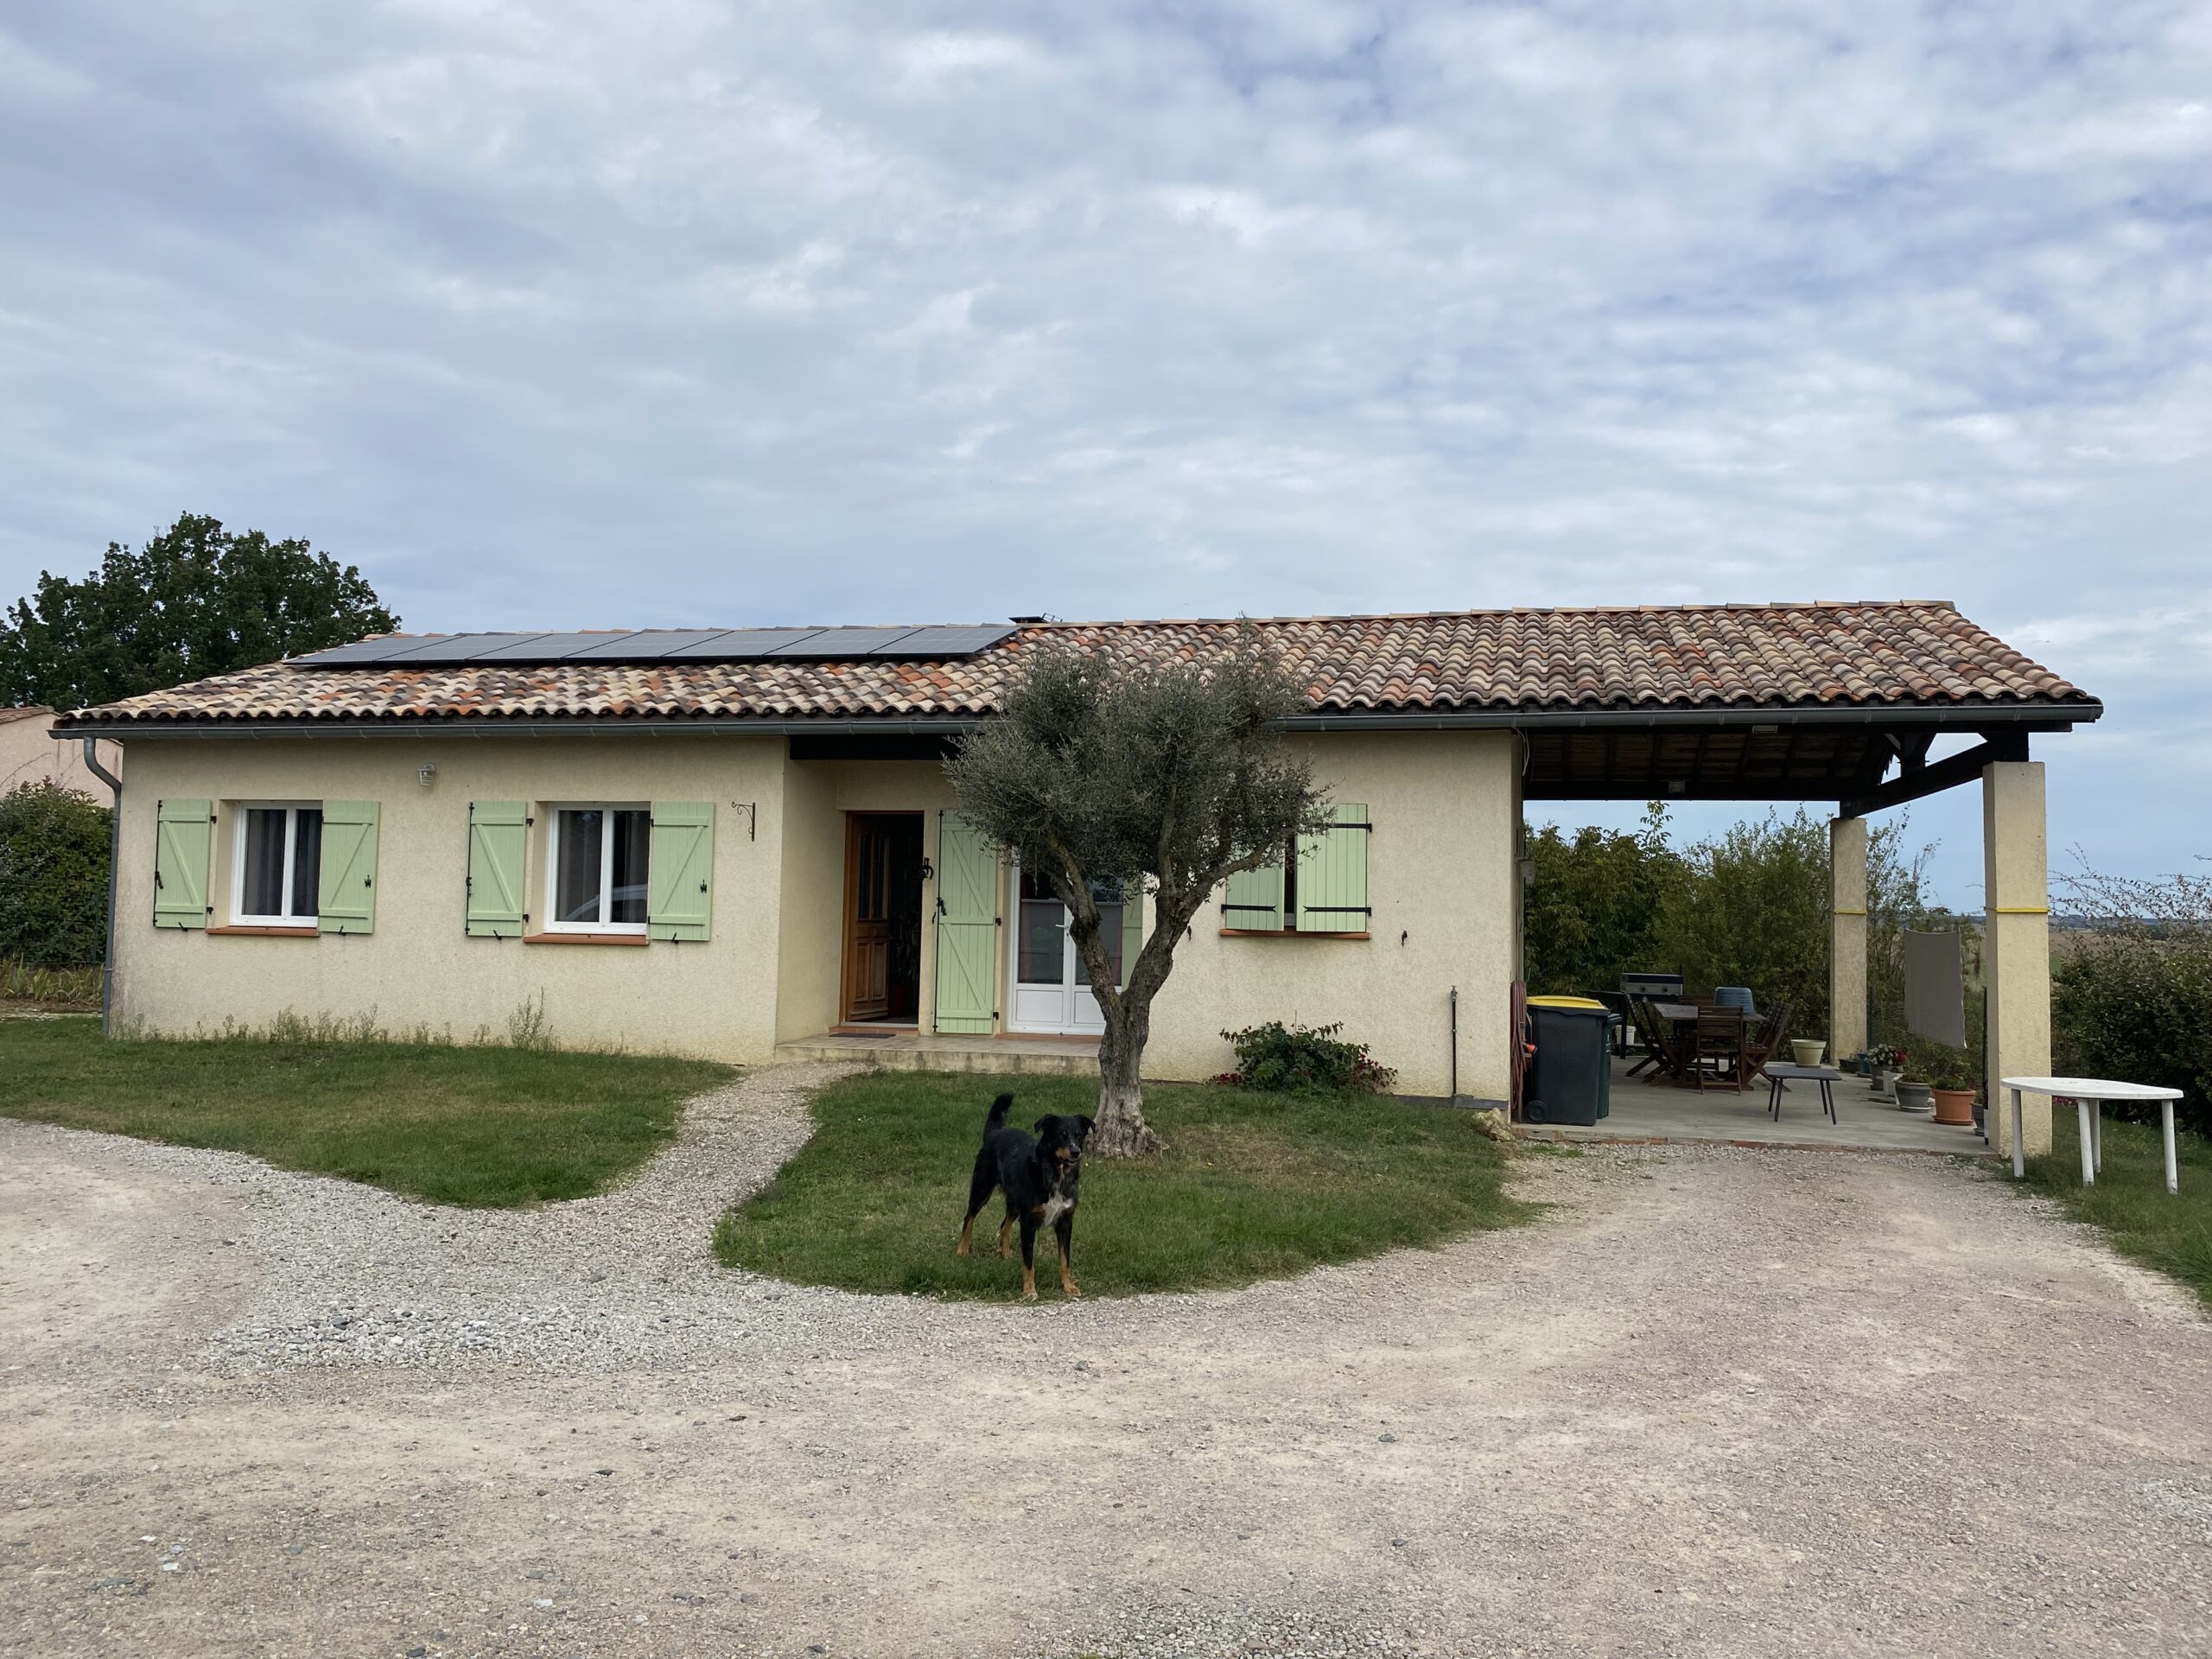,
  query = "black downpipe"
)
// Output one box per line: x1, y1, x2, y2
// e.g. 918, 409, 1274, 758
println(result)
79, 737, 123, 1034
